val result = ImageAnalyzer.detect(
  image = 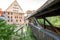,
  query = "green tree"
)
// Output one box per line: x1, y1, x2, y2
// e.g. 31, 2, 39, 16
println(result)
0, 19, 16, 40
38, 16, 60, 28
